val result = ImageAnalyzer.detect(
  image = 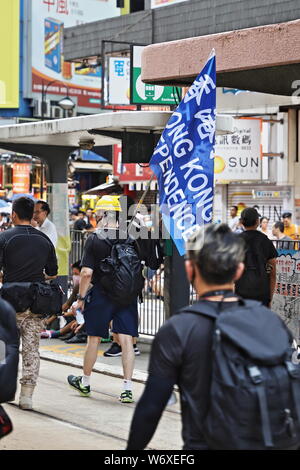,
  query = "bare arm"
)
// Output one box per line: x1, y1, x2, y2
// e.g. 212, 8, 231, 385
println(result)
73, 267, 93, 312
